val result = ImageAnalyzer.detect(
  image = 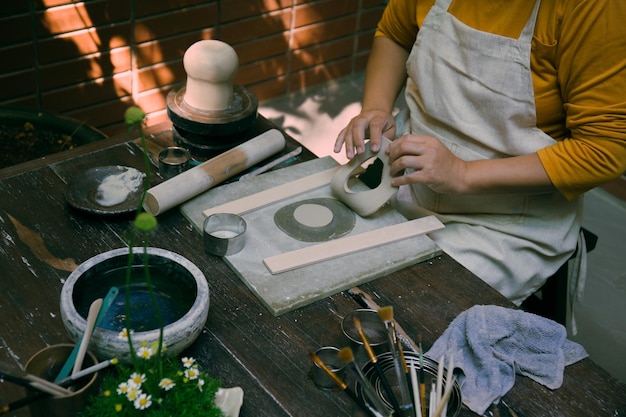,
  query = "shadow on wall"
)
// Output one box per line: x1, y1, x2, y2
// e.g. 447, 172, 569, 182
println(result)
30, 2, 297, 134
24, 1, 369, 135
